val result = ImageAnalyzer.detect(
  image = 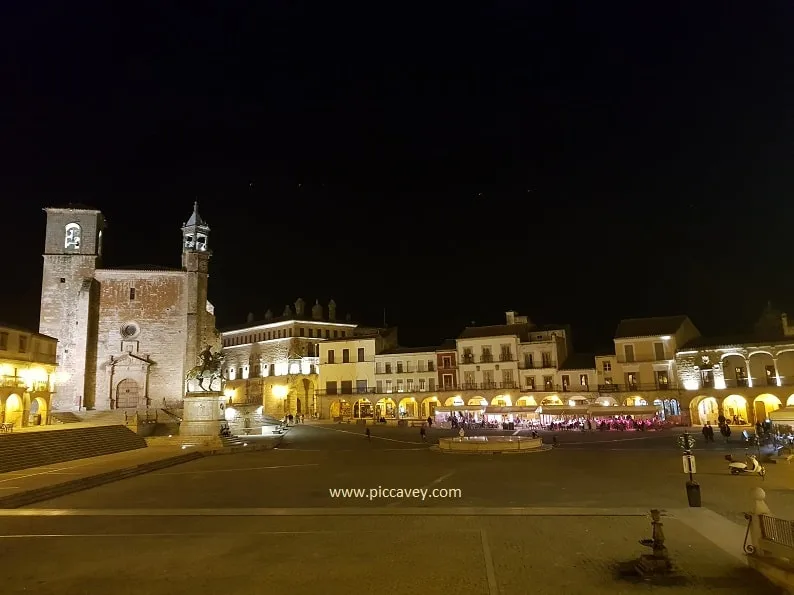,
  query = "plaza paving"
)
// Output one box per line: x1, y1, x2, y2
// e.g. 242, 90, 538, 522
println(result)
1, 424, 790, 593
